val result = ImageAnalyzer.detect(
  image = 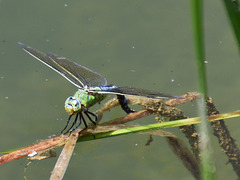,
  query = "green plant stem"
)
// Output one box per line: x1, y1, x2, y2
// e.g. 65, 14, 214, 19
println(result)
222, 0, 240, 53
78, 110, 240, 142
191, 0, 215, 179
